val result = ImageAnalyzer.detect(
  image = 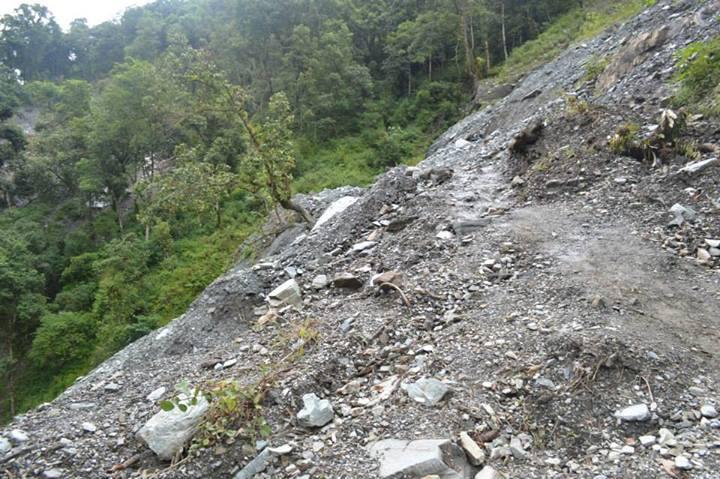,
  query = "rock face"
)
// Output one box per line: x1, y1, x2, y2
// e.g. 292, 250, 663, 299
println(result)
369, 439, 471, 479
136, 393, 210, 460
296, 393, 334, 428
